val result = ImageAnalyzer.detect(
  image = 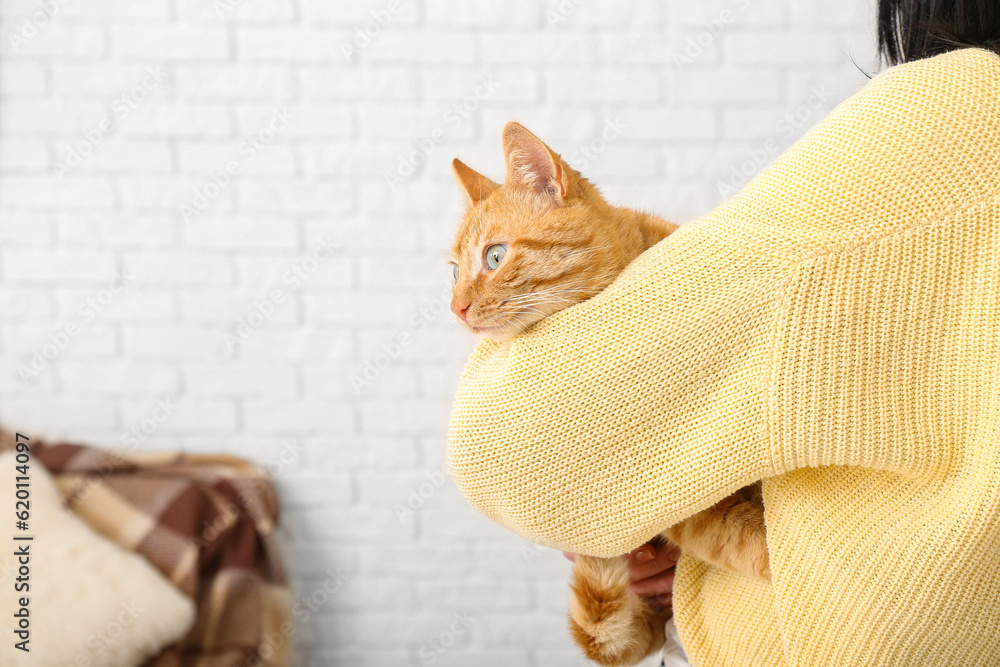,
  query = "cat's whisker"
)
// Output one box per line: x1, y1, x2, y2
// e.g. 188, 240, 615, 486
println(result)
498, 300, 571, 314
560, 244, 612, 259
501, 294, 592, 309
503, 287, 595, 303
505, 289, 590, 301
499, 315, 544, 337
501, 295, 572, 306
